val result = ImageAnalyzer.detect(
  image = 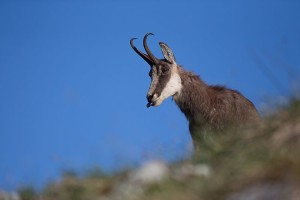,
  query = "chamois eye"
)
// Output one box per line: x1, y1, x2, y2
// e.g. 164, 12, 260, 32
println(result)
162, 67, 169, 74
